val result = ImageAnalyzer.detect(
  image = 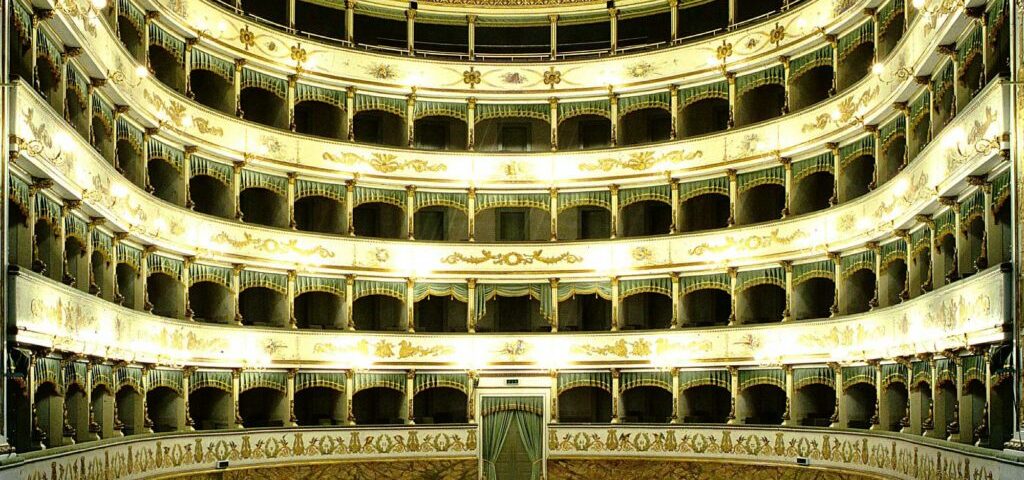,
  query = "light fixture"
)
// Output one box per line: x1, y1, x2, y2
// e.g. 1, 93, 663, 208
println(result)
90, 0, 108, 9
108, 65, 149, 87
